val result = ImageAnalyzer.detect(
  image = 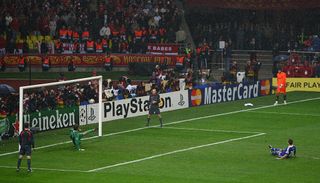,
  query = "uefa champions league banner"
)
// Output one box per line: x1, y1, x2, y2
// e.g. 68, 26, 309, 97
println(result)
79, 90, 189, 125
189, 80, 271, 107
